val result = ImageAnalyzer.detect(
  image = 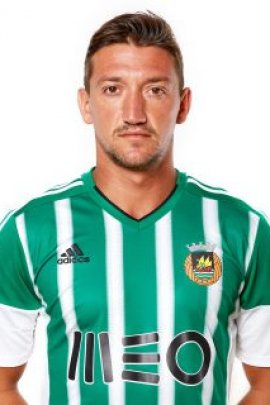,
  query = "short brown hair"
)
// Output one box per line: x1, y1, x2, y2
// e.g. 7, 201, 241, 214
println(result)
83, 11, 184, 93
